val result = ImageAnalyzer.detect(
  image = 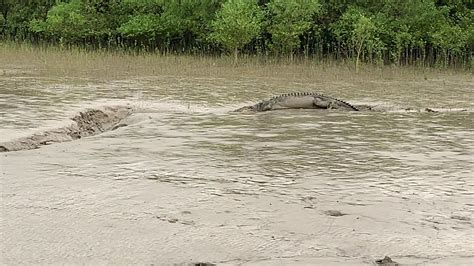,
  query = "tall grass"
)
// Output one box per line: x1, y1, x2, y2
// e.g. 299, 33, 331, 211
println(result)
1, 41, 471, 83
